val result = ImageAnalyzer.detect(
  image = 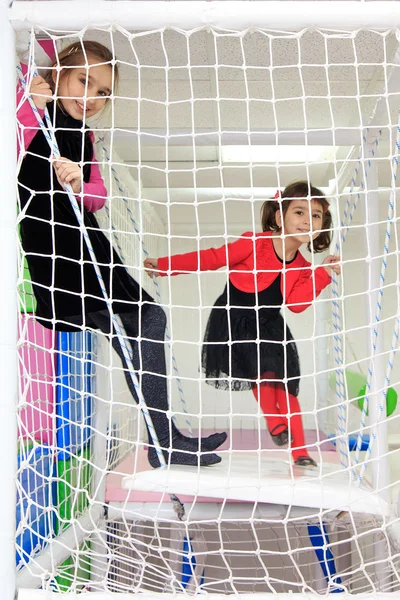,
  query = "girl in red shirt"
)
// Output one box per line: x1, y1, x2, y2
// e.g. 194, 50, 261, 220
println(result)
144, 181, 340, 467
